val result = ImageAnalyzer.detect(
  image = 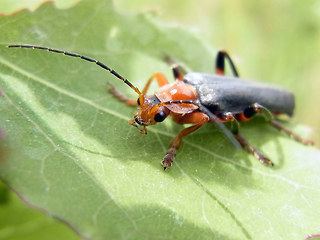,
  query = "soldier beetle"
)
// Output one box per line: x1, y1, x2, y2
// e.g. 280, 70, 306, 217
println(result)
8, 45, 314, 169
